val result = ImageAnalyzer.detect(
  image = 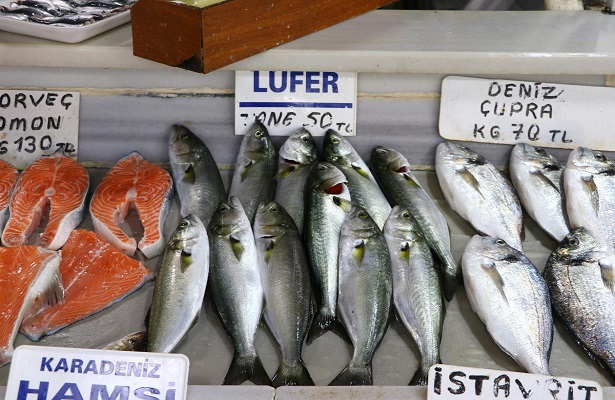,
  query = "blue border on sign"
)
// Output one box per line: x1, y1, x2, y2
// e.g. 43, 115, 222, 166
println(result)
238, 102, 353, 108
